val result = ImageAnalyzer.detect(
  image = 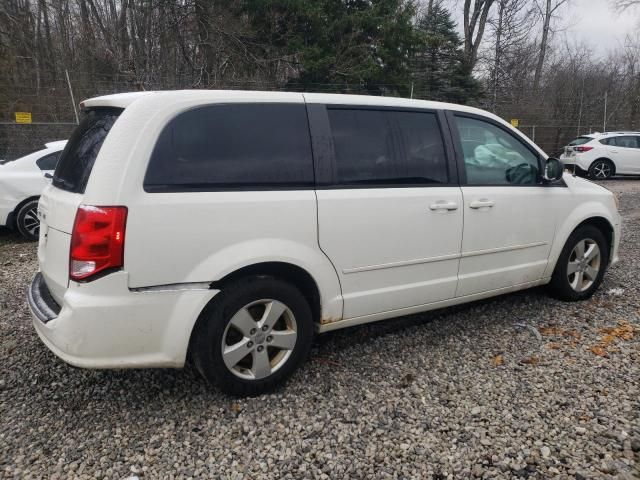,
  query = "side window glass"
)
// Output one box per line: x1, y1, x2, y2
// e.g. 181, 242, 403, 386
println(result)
613, 136, 638, 148
455, 116, 539, 185
327, 109, 448, 185
392, 111, 448, 184
144, 104, 314, 190
36, 152, 61, 171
